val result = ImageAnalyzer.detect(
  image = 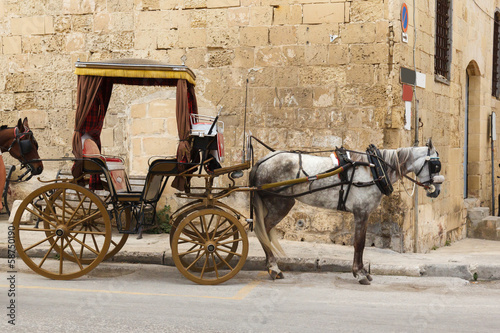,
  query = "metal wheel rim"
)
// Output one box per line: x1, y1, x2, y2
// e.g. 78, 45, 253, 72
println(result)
171, 208, 248, 285
14, 183, 111, 280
